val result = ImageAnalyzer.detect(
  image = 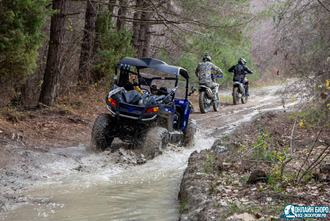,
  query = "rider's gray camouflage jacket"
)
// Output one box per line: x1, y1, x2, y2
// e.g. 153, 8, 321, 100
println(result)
195, 61, 224, 84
